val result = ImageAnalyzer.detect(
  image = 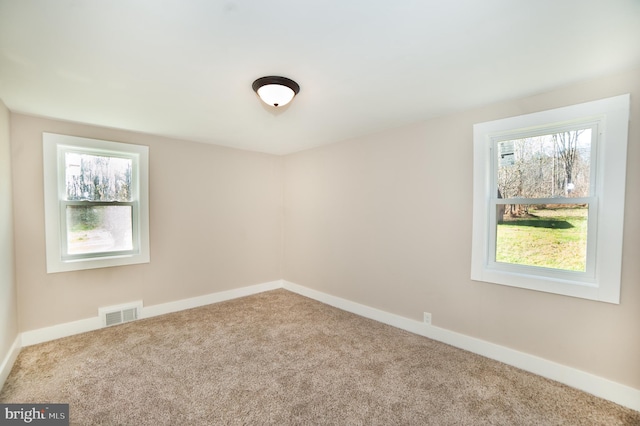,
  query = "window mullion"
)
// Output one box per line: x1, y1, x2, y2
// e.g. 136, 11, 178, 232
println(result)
493, 197, 592, 205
